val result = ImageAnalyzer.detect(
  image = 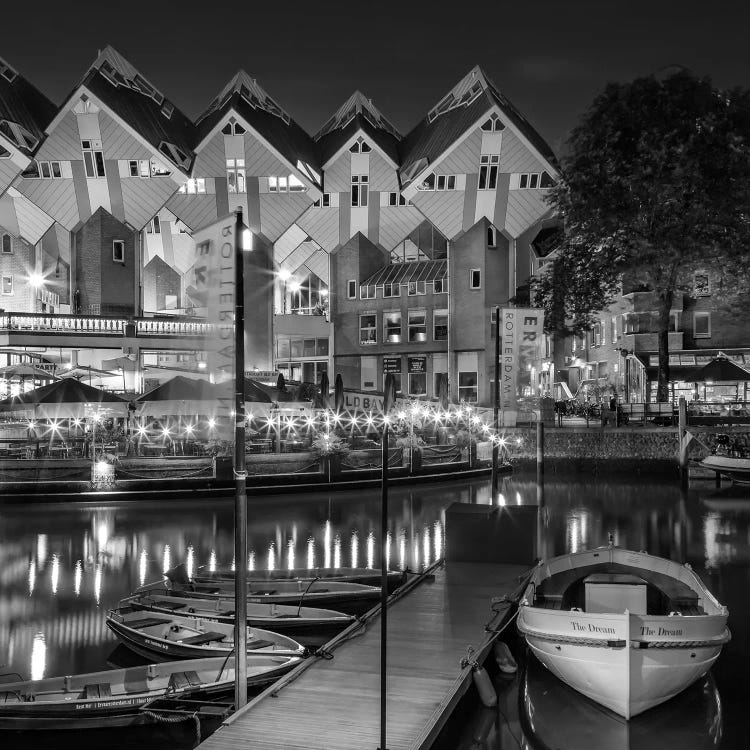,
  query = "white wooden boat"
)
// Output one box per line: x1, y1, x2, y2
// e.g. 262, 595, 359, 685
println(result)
700, 454, 750, 484
106, 607, 306, 661
516, 543, 730, 719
